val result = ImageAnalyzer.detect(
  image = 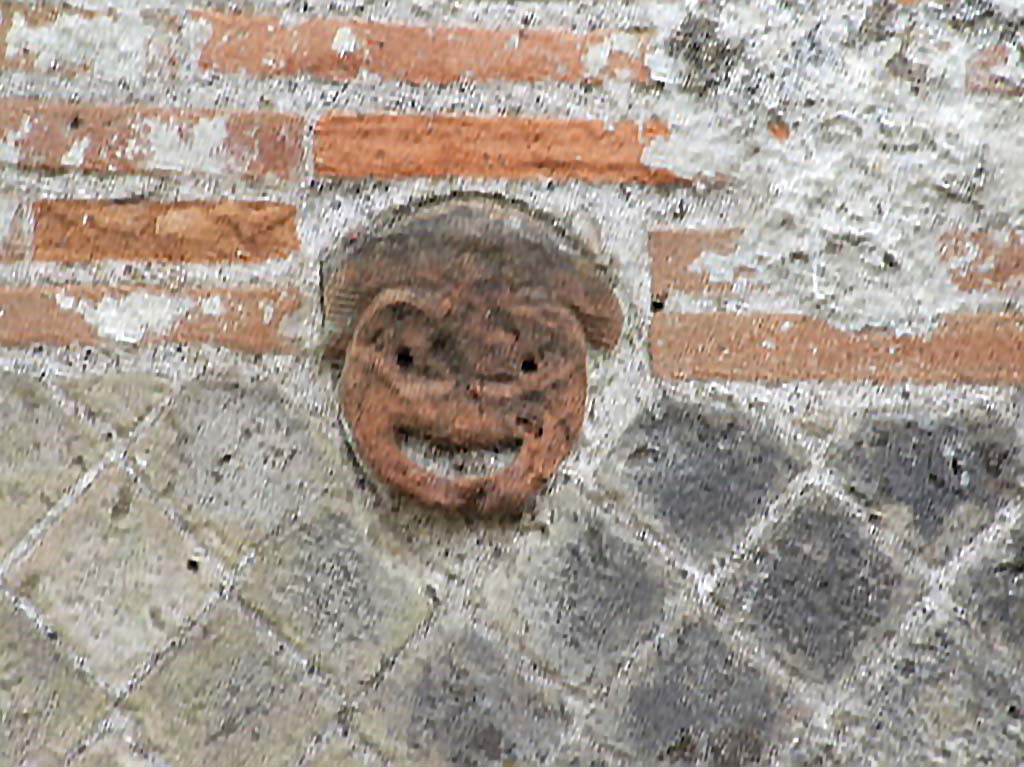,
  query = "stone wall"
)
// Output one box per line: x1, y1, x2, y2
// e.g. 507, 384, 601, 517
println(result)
0, 1, 1022, 765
